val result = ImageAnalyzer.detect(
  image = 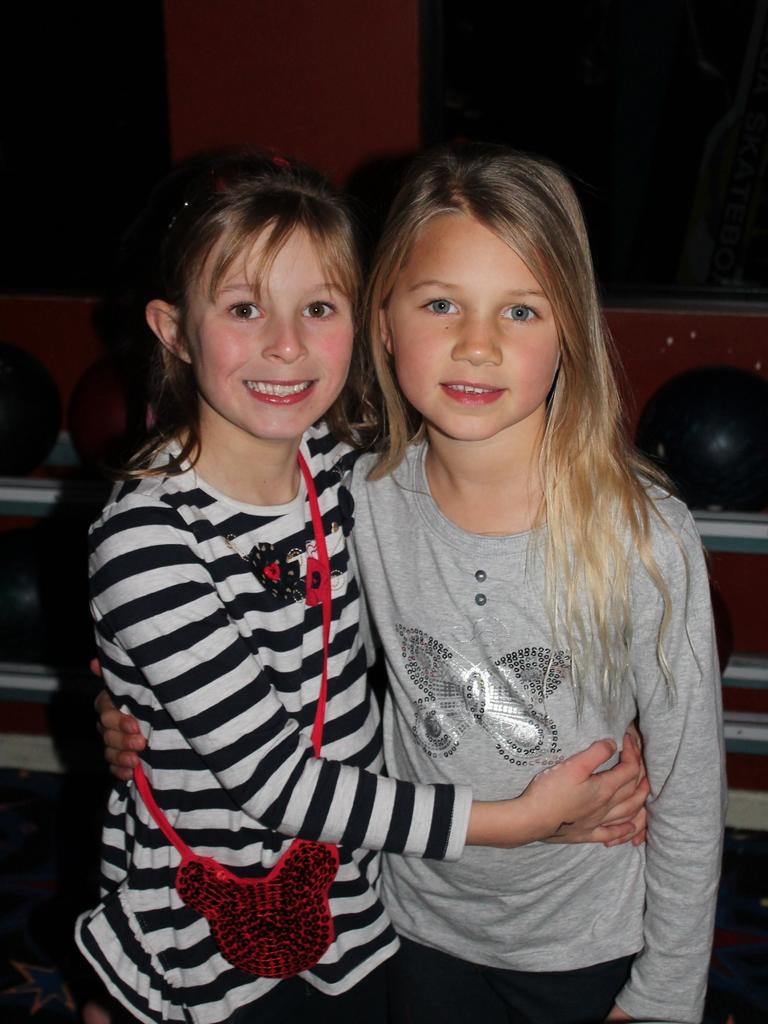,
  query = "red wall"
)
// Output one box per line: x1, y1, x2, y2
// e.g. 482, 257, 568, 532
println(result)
606, 307, 767, 428
163, 0, 421, 181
